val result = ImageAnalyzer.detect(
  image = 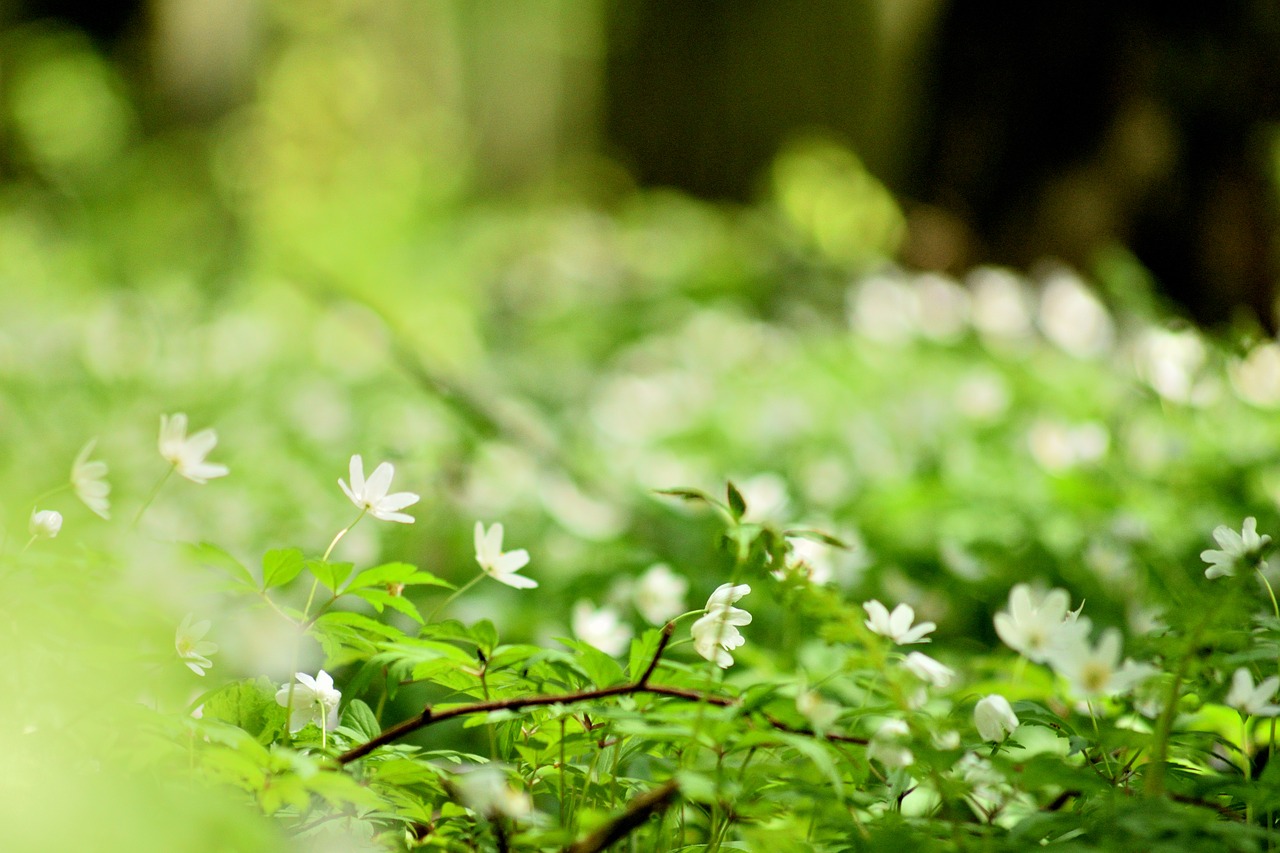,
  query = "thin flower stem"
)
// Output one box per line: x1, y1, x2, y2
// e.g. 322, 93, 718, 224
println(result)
322, 509, 366, 562
427, 573, 485, 622
30, 484, 70, 506
1087, 701, 1113, 779
133, 467, 174, 527
20, 535, 37, 553
1258, 568, 1280, 620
